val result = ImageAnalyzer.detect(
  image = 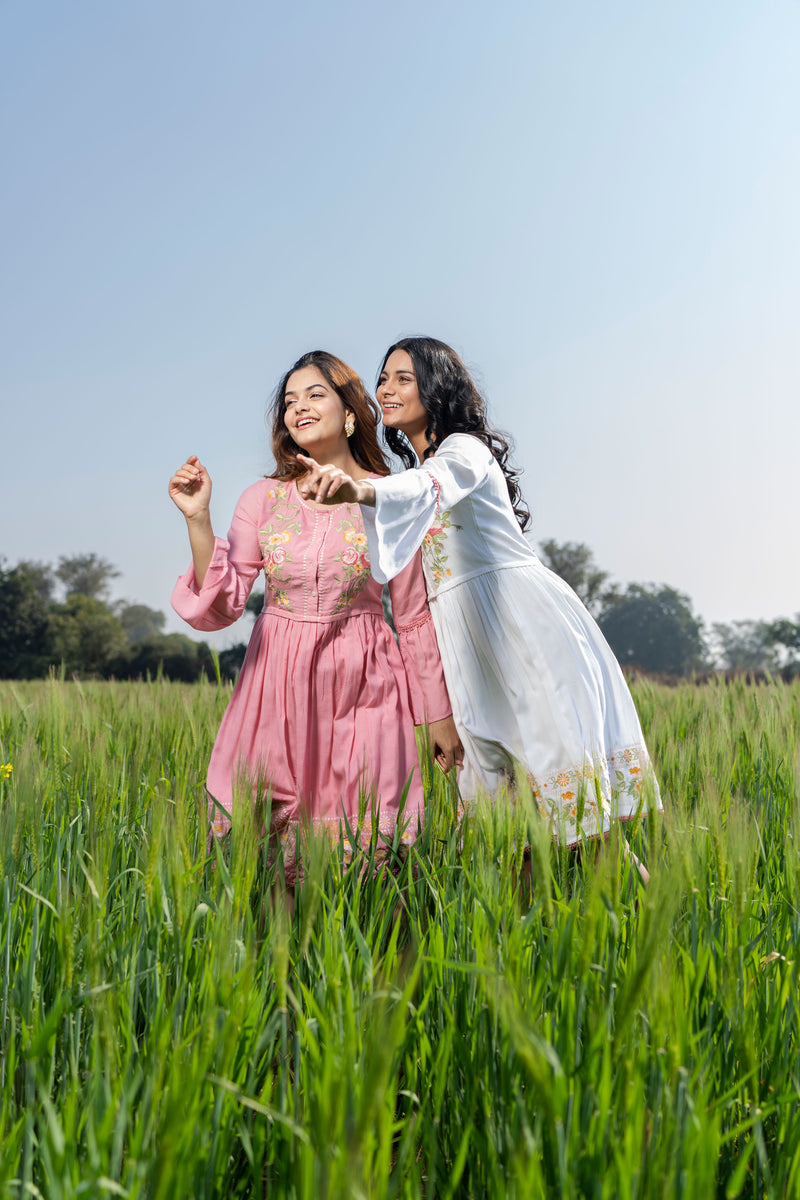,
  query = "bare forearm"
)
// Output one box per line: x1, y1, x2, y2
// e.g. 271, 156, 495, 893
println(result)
185, 512, 215, 587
